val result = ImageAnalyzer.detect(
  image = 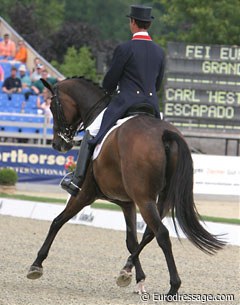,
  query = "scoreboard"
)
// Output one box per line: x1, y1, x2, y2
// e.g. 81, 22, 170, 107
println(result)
163, 42, 240, 131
